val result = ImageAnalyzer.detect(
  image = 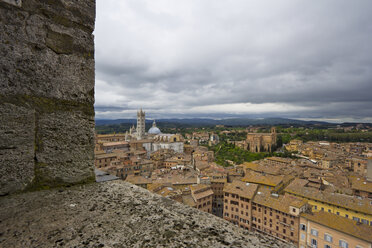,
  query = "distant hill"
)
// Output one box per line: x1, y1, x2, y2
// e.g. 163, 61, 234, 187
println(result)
95, 117, 330, 127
